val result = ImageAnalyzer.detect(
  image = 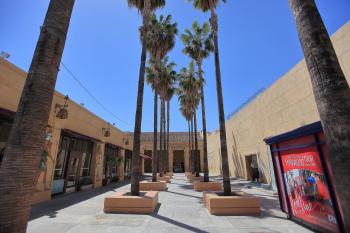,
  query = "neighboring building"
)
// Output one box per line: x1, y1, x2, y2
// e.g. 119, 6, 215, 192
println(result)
138, 132, 204, 174
207, 20, 350, 188
0, 57, 203, 205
